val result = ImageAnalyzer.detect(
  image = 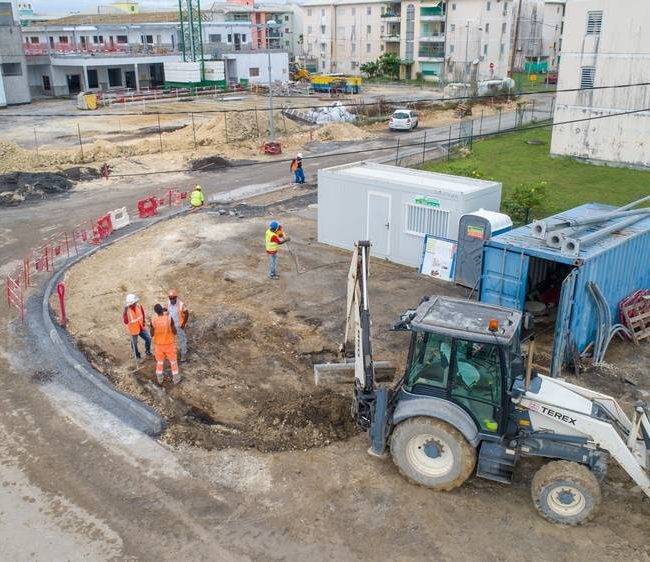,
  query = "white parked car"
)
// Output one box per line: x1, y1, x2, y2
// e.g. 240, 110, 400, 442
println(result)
389, 109, 419, 131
